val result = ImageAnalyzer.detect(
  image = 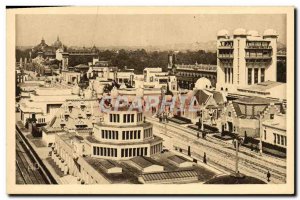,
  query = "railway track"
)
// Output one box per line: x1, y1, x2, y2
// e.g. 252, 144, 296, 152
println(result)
15, 126, 57, 184
147, 117, 286, 183
16, 136, 47, 184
